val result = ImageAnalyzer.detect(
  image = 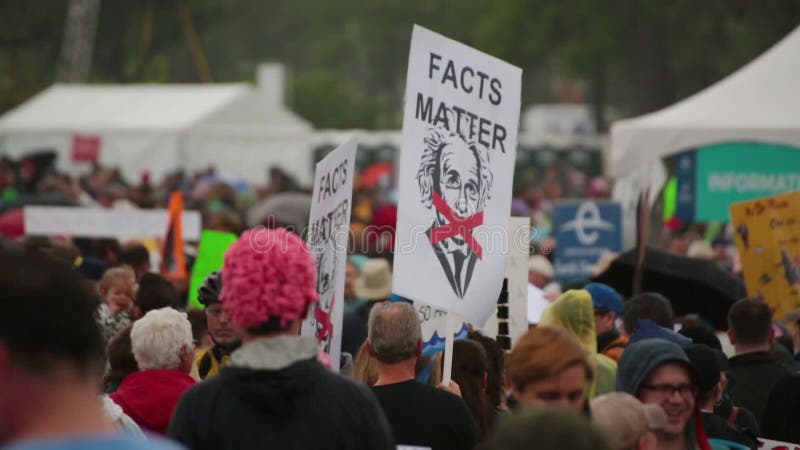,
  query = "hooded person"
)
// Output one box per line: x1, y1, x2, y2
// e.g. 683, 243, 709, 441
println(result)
539, 289, 618, 398
617, 339, 712, 450
167, 228, 394, 450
